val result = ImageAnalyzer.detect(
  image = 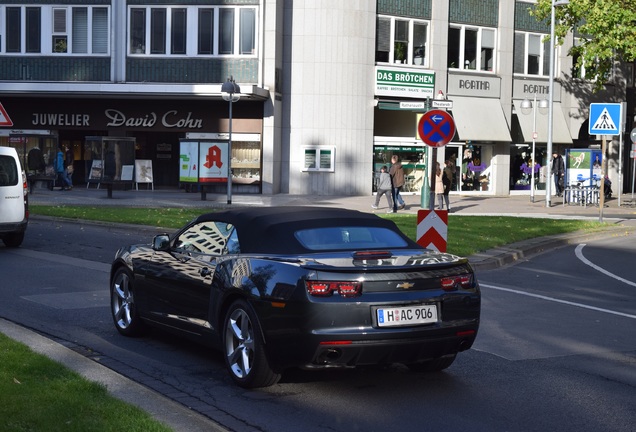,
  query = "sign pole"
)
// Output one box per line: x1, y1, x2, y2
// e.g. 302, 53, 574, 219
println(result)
630, 128, 636, 201
429, 147, 438, 210
618, 132, 622, 207
599, 136, 606, 223
421, 97, 431, 209
417, 108, 456, 210
632, 155, 635, 200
